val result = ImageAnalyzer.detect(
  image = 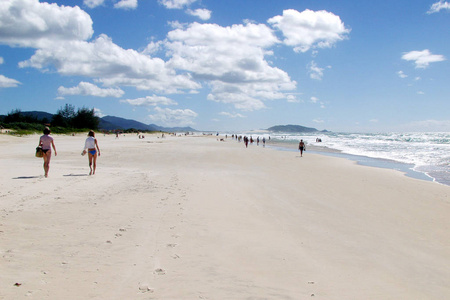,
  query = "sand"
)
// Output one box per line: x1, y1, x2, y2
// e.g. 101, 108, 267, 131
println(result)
0, 133, 449, 300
